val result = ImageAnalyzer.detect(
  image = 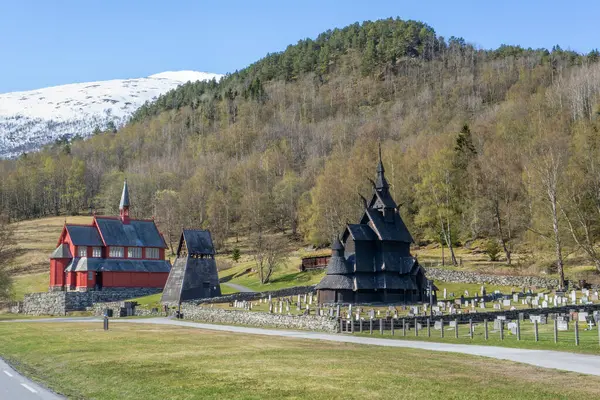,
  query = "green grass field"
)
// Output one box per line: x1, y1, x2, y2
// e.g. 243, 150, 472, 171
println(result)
1, 322, 600, 400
